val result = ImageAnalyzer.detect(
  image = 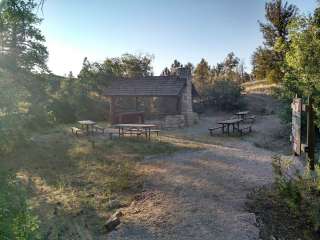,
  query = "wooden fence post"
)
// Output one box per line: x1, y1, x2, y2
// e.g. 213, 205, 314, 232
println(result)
307, 96, 315, 171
